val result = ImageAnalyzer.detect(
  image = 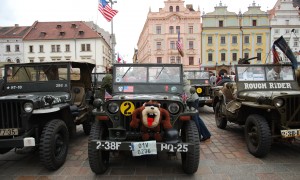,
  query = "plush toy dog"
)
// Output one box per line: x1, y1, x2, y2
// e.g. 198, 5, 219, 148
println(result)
130, 100, 172, 141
